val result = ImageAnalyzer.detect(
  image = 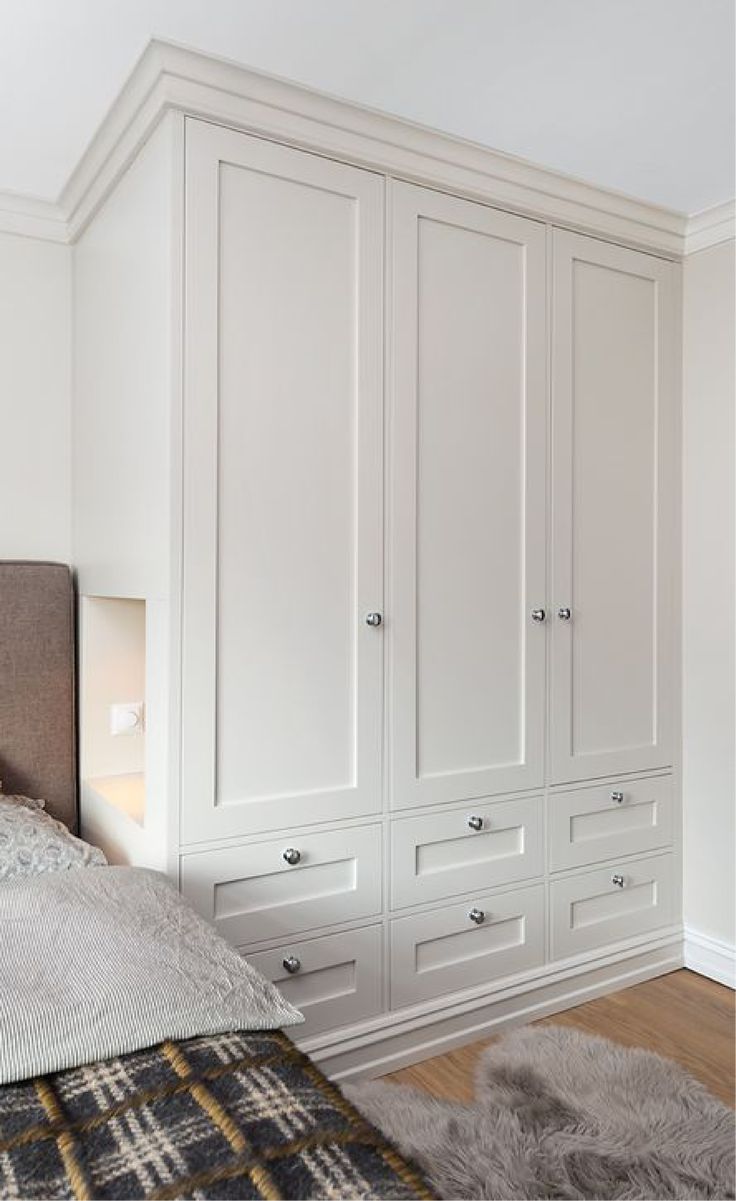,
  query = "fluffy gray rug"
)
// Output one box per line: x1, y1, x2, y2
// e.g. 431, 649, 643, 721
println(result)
345, 1025, 735, 1199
